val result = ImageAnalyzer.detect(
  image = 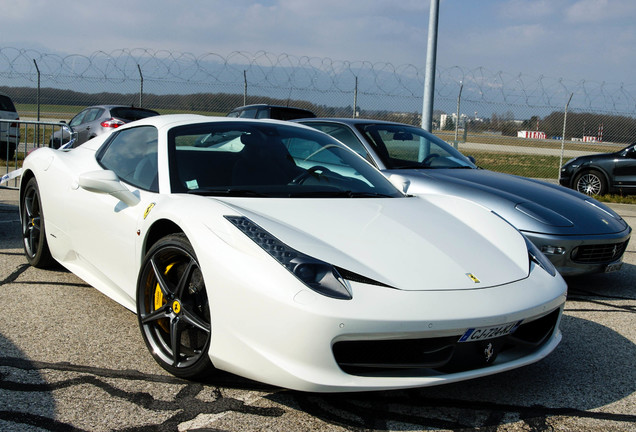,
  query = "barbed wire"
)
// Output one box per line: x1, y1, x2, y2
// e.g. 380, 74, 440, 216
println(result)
1, 47, 636, 116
